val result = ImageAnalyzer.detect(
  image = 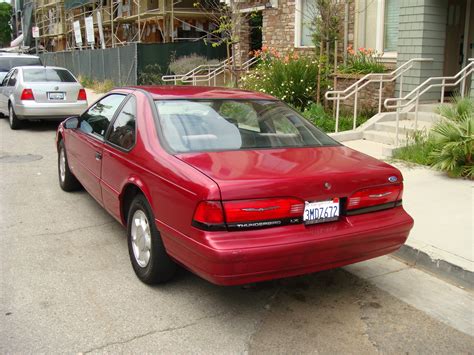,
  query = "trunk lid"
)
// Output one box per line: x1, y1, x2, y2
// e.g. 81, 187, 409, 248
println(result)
176, 146, 402, 202
27, 82, 82, 103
